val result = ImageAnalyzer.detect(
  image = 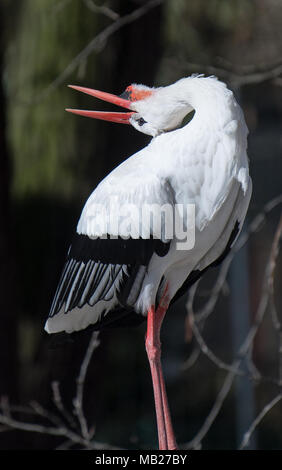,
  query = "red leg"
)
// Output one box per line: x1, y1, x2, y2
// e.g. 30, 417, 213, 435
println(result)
145, 286, 178, 450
